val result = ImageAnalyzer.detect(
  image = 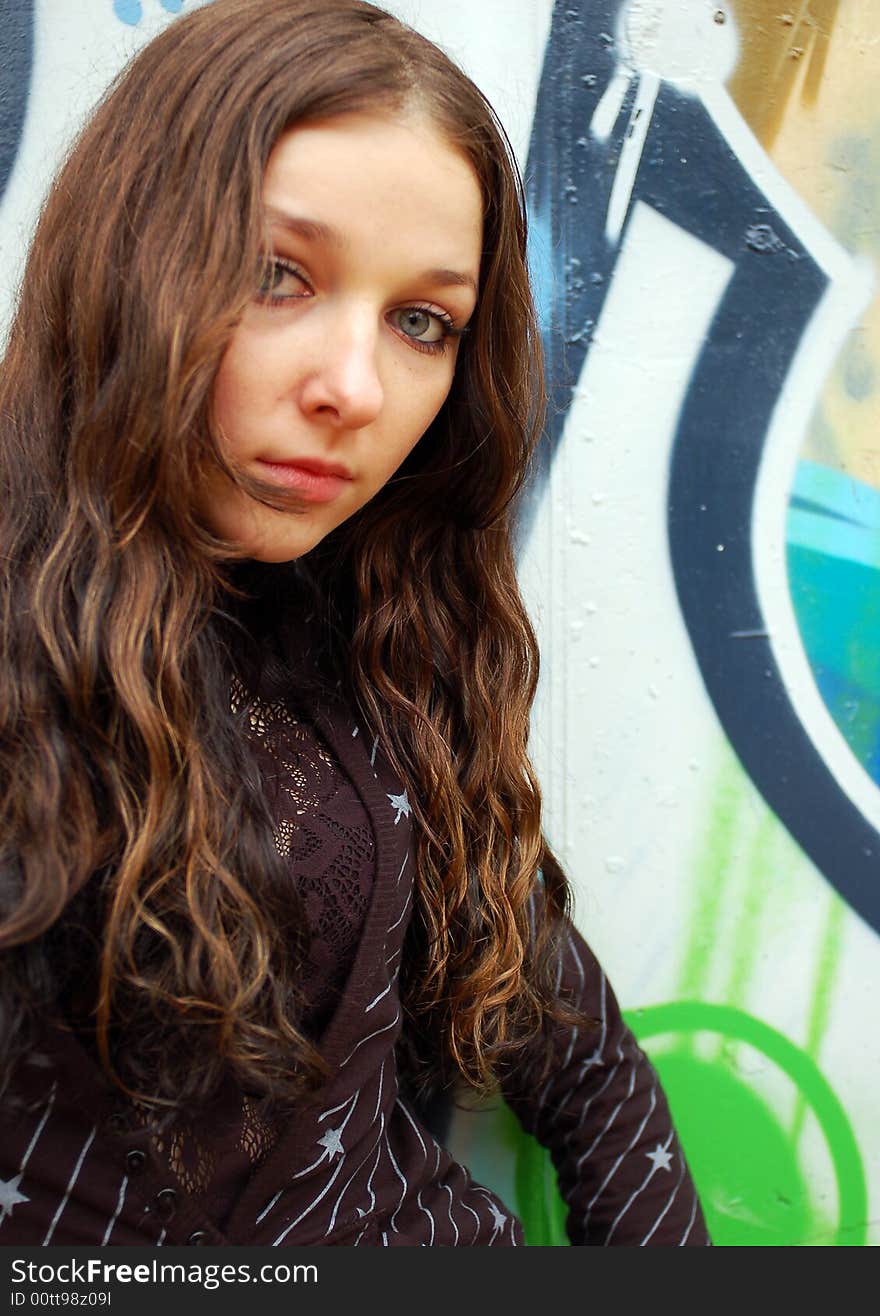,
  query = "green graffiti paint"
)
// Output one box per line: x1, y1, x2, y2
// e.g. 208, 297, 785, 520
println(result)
676, 751, 744, 1004
510, 1105, 569, 1247
626, 1001, 868, 1246
791, 894, 846, 1146
450, 747, 865, 1246
675, 741, 805, 1010
440, 1098, 570, 1246
720, 809, 778, 1018
450, 992, 867, 1245
645, 1049, 815, 1244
